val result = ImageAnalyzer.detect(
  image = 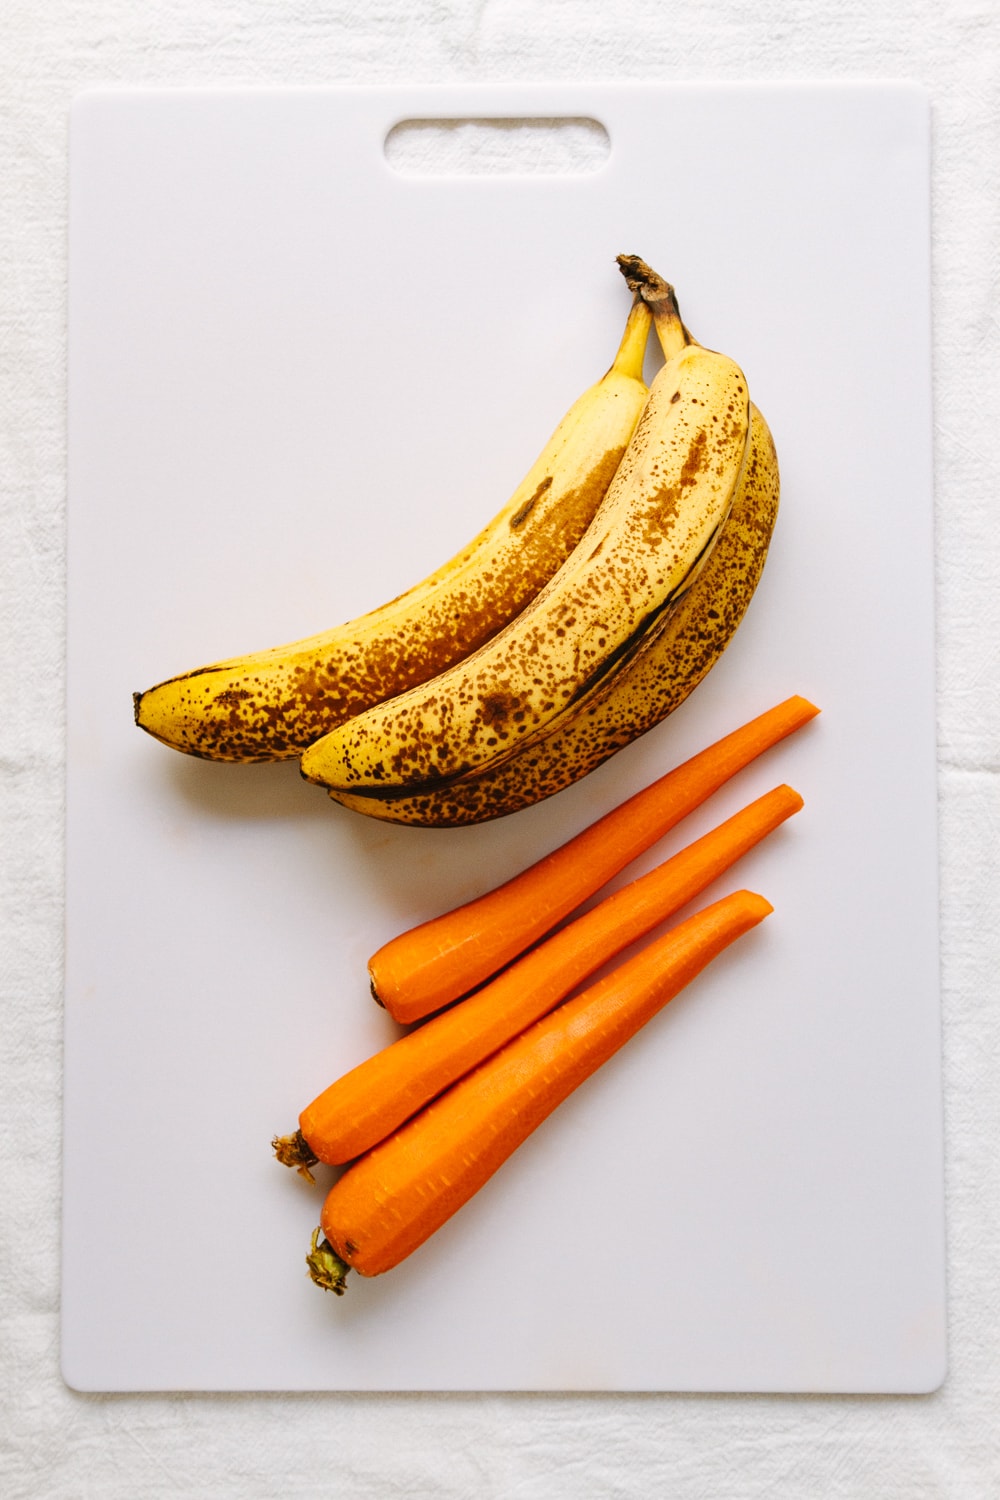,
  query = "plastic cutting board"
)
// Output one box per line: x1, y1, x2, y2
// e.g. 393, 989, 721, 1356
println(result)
63, 82, 945, 1392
